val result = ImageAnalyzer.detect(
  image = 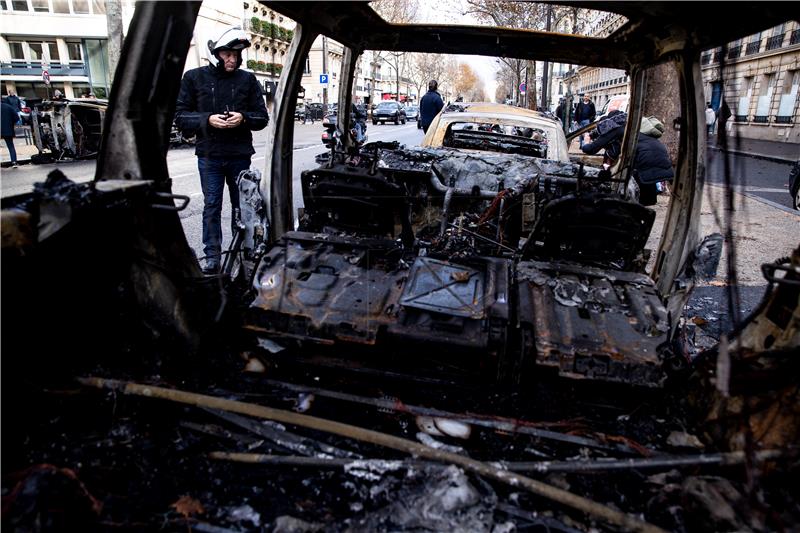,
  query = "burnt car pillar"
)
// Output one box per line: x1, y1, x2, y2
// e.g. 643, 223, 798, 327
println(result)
267, 23, 317, 241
